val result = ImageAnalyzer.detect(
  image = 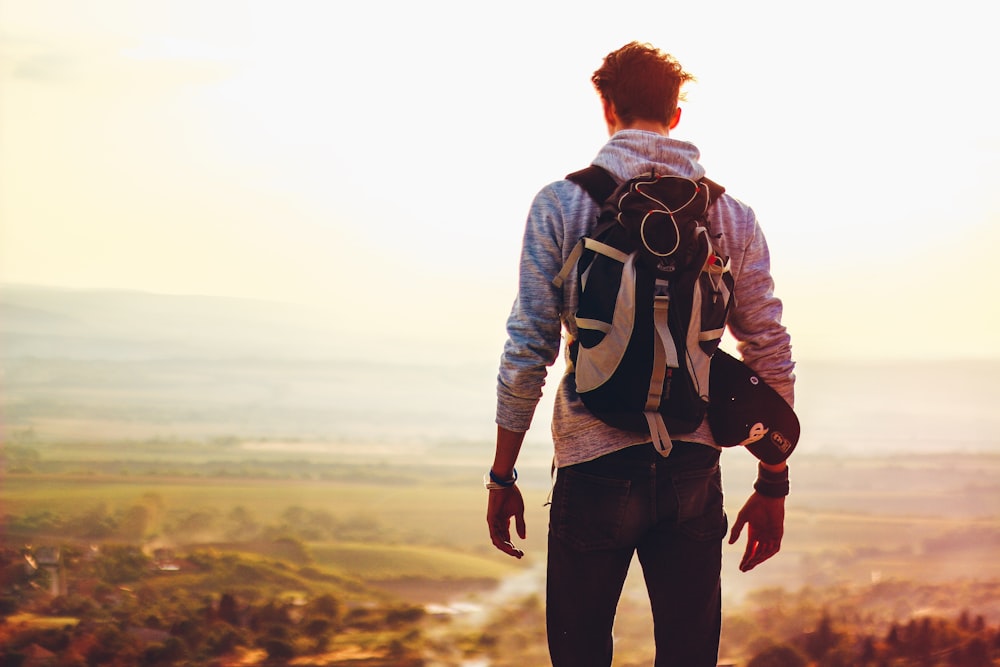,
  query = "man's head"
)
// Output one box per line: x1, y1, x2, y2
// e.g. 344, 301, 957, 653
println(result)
592, 42, 693, 133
